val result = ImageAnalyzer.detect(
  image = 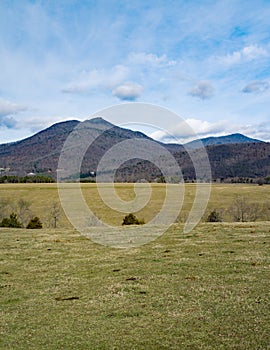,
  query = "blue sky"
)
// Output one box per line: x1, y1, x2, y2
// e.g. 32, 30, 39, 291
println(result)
0, 0, 270, 143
